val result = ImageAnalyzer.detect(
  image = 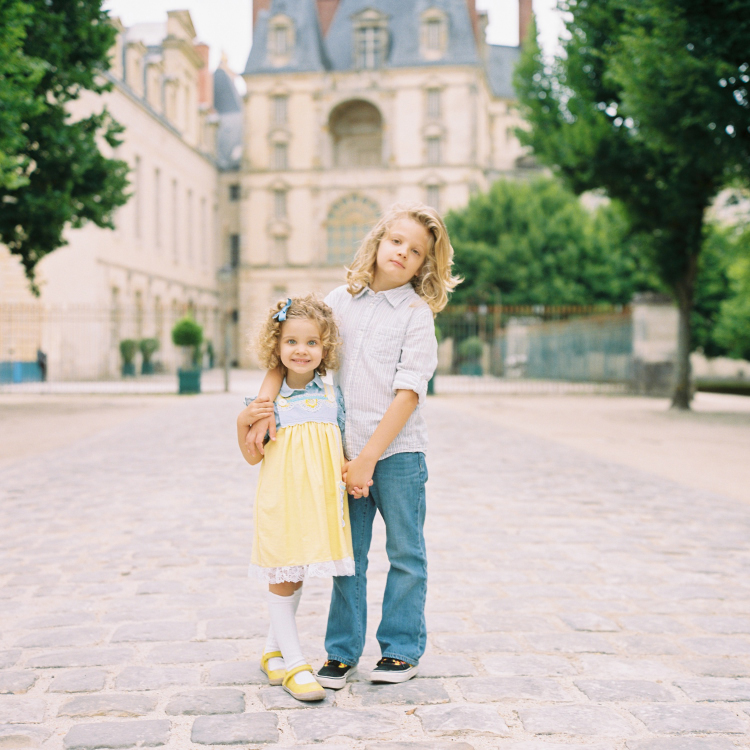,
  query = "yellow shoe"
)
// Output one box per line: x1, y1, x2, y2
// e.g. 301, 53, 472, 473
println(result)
282, 664, 326, 702
260, 651, 285, 686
